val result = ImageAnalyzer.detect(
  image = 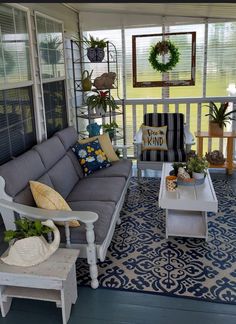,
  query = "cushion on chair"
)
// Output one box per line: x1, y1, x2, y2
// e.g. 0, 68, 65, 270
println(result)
141, 148, 187, 162
142, 125, 168, 151
144, 113, 185, 150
